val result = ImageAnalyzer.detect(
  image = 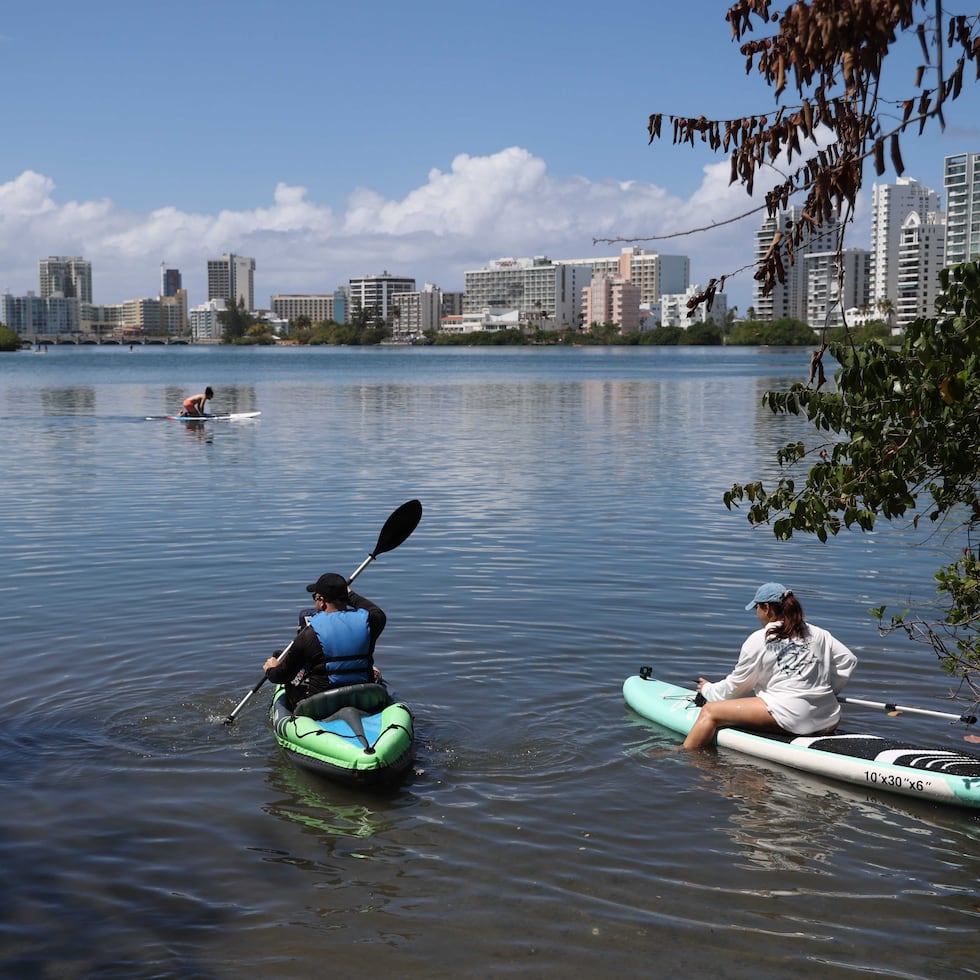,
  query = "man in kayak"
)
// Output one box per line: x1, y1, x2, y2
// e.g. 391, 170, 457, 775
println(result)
179, 386, 214, 416
683, 582, 857, 750
262, 572, 386, 710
